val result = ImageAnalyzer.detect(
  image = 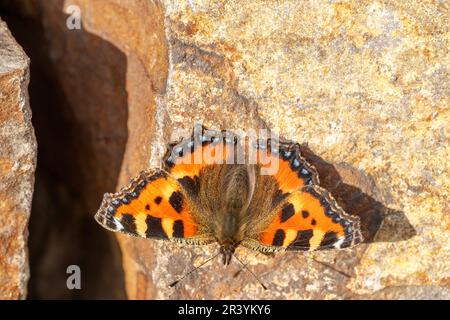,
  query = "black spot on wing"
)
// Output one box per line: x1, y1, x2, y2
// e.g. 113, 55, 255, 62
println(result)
301, 210, 309, 218
105, 218, 118, 230
154, 196, 162, 204
120, 214, 138, 236
178, 175, 200, 197
169, 191, 183, 213
277, 143, 318, 185
164, 155, 175, 168
272, 229, 286, 246
173, 220, 184, 238
319, 232, 338, 249
280, 203, 295, 223
145, 215, 168, 239
287, 229, 313, 251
